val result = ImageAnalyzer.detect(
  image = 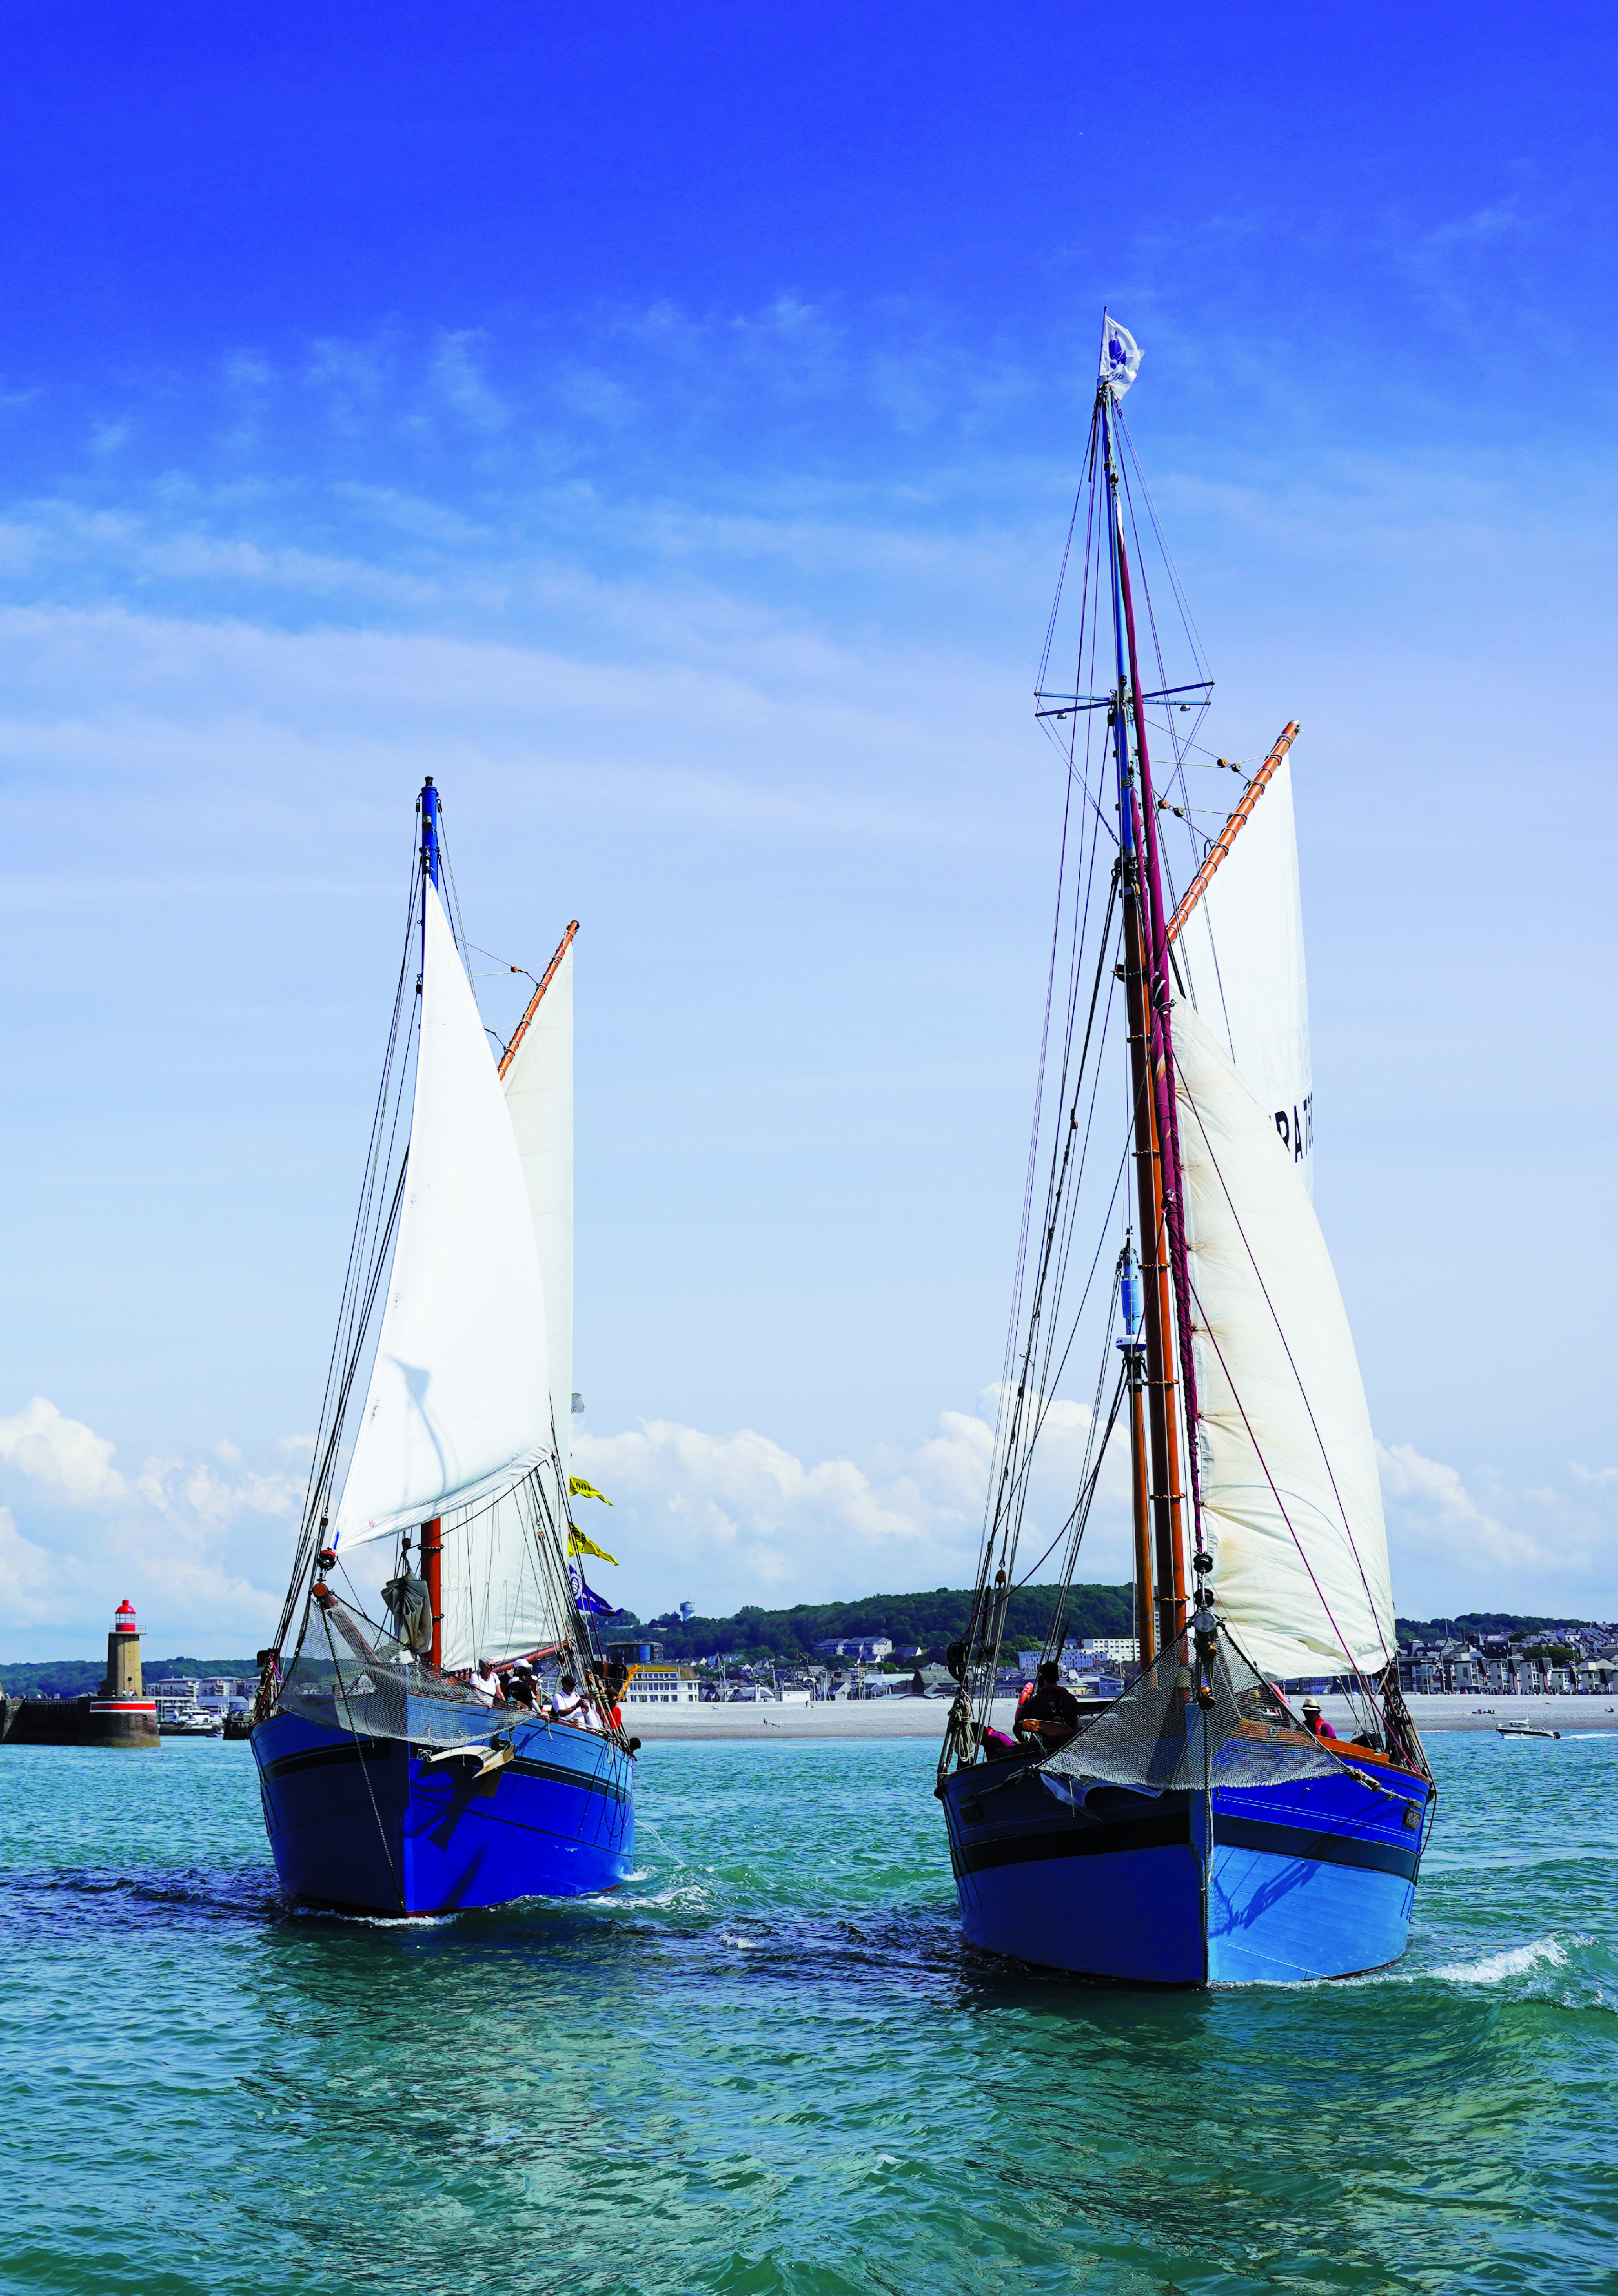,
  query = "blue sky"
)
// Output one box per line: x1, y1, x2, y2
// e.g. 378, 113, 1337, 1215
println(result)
2, 0, 1615, 1655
